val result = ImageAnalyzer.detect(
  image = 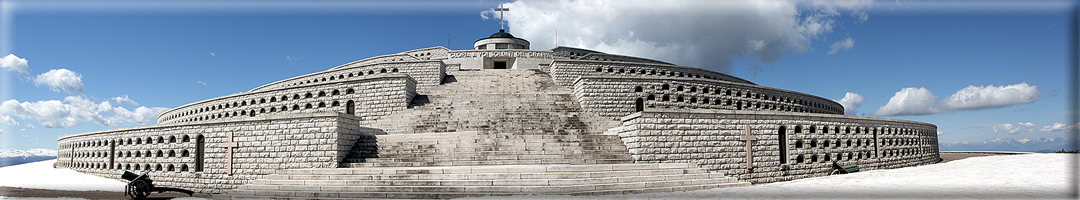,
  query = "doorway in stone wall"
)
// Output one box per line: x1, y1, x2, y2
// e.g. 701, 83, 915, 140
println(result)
635, 98, 644, 112
494, 61, 507, 69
